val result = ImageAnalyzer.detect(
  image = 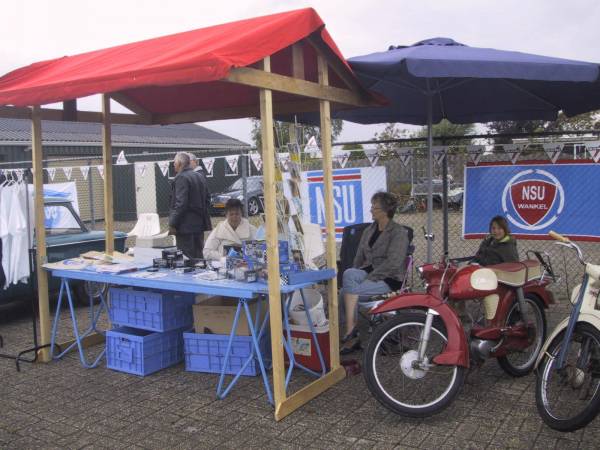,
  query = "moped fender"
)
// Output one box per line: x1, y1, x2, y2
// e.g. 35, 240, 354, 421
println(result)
535, 313, 600, 369
524, 283, 555, 306
371, 293, 470, 368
